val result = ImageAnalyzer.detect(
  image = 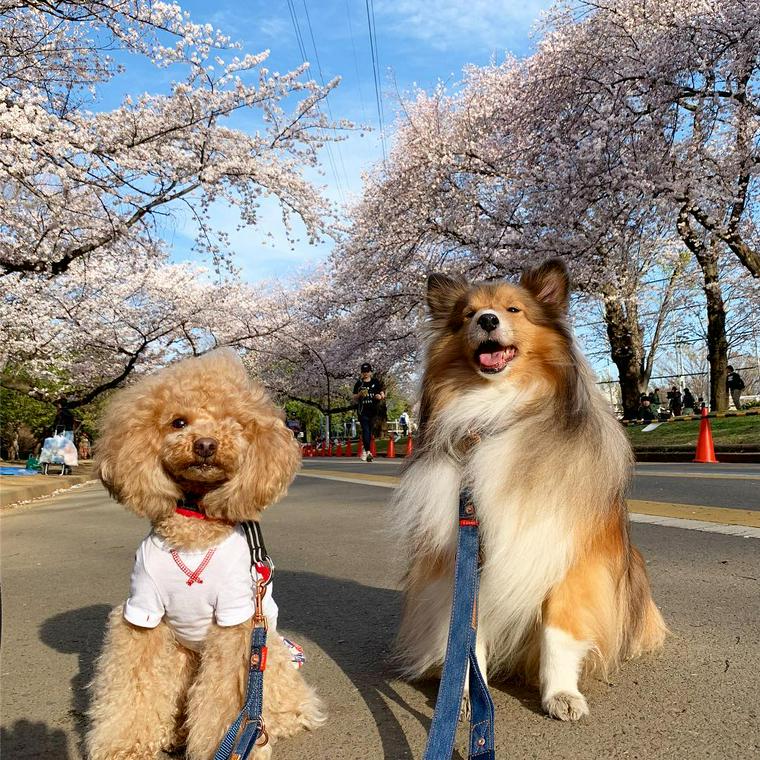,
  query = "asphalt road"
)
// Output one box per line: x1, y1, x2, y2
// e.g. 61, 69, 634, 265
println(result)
1, 463, 759, 760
